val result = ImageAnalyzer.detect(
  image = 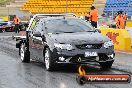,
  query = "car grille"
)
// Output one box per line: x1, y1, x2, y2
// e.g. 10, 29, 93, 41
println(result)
76, 44, 102, 49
